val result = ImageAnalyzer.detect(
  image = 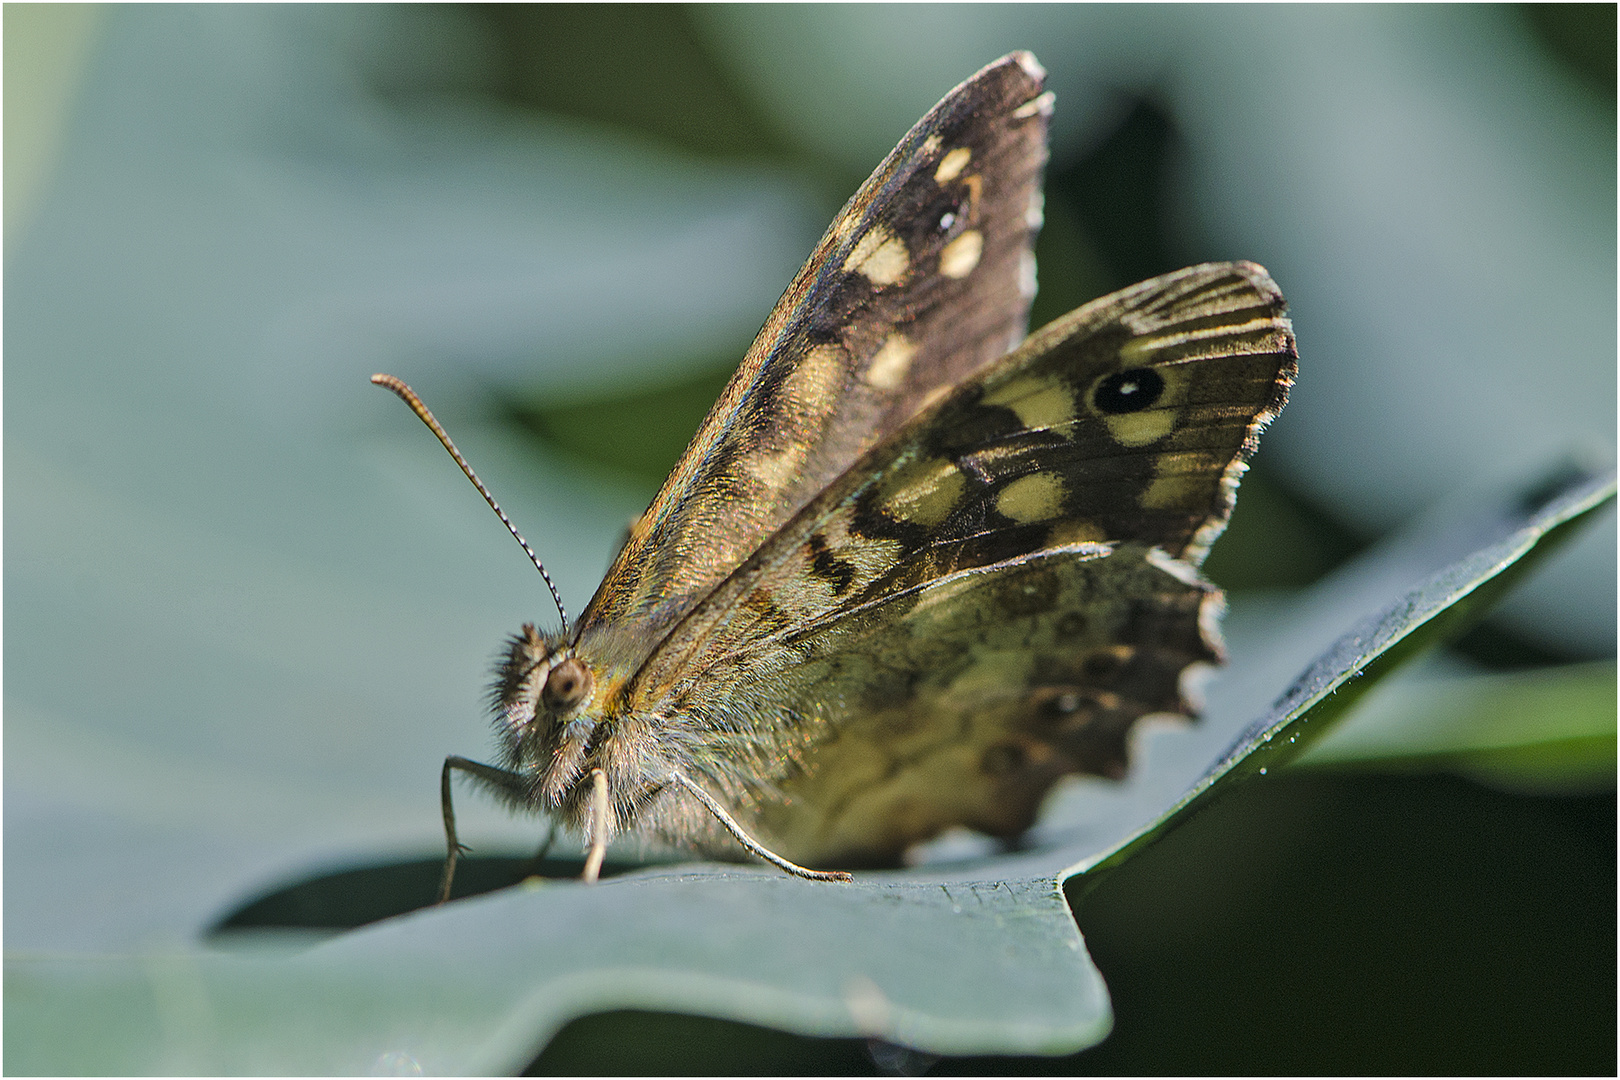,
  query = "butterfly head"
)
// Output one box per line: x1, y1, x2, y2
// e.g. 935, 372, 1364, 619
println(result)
490, 623, 607, 799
